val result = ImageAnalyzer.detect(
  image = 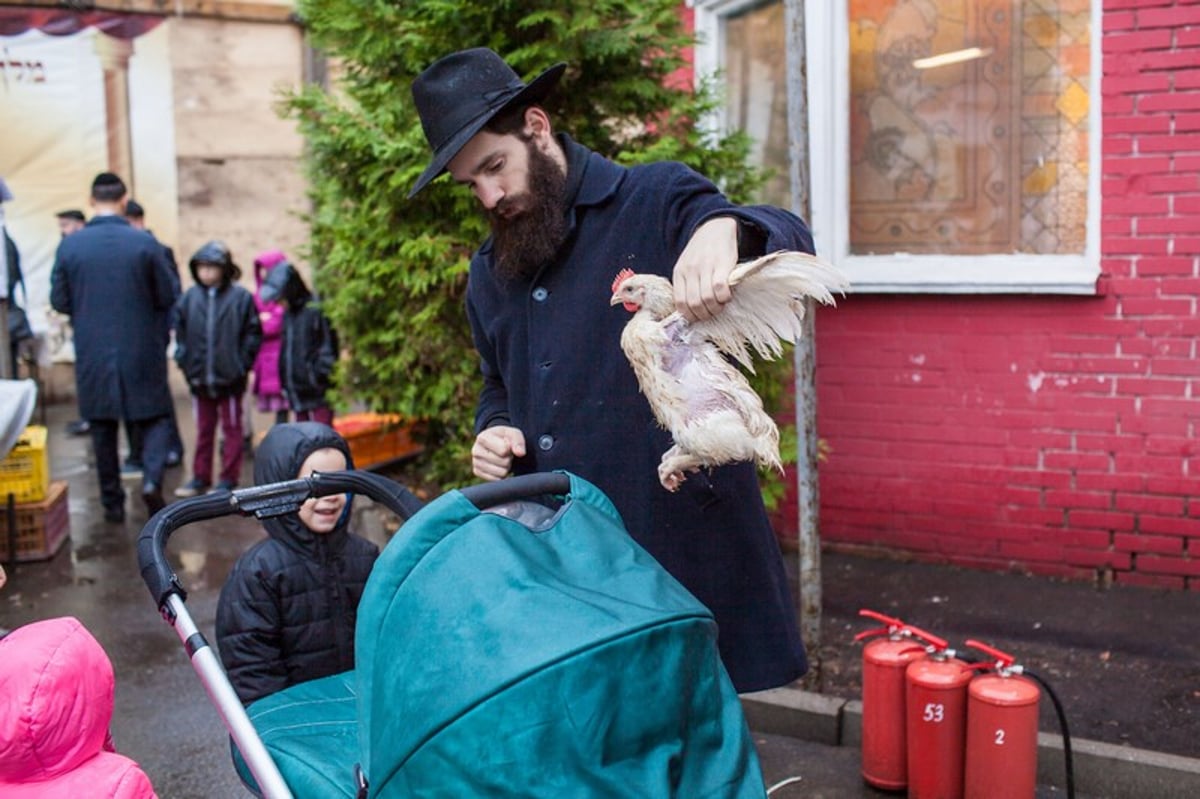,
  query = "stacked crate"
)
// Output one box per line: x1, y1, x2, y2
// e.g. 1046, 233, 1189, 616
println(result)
333, 414, 424, 470
1, 425, 69, 562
